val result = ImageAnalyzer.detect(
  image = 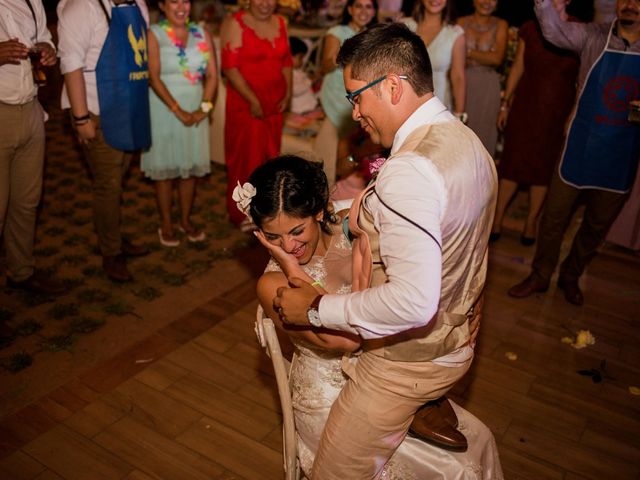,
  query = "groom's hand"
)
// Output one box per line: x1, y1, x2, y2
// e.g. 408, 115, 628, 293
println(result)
274, 277, 319, 326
